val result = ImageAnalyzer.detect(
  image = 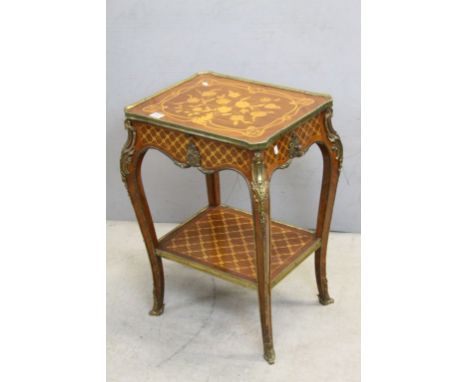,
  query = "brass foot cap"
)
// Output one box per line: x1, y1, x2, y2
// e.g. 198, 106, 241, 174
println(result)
263, 348, 276, 365
149, 304, 165, 316
318, 295, 335, 305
